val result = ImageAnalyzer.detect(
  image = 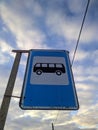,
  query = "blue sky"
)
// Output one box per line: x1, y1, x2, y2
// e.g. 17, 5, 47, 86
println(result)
0, 0, 98, 129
